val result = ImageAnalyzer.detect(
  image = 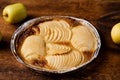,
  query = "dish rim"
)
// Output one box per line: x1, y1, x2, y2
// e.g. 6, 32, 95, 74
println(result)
10, 16, 101, 74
